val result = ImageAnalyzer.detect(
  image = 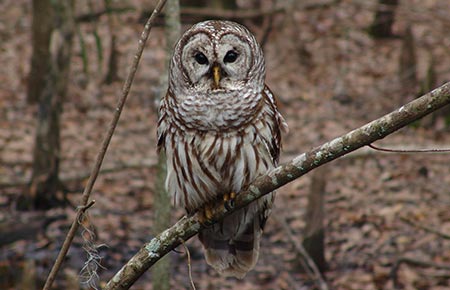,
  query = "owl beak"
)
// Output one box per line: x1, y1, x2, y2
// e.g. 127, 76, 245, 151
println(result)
212, 64, 221, 89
